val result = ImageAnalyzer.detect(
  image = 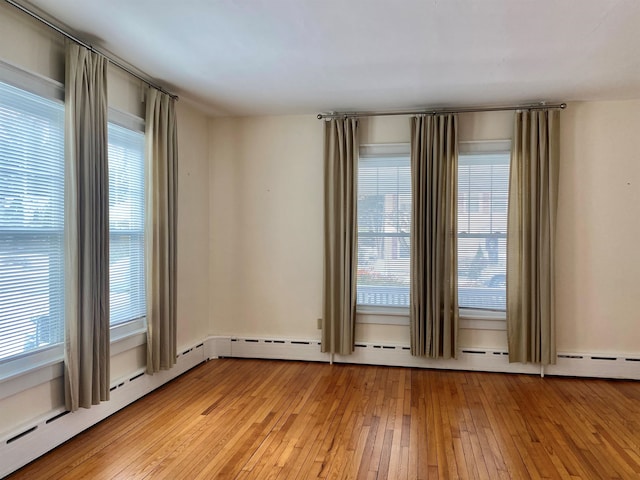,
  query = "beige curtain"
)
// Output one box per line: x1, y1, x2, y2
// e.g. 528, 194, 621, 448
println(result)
507, 110, 559, 365
410, 115, 458, 359
64, 43, 110, 411
322, 118, 358, 356
145, 88, 178, 373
